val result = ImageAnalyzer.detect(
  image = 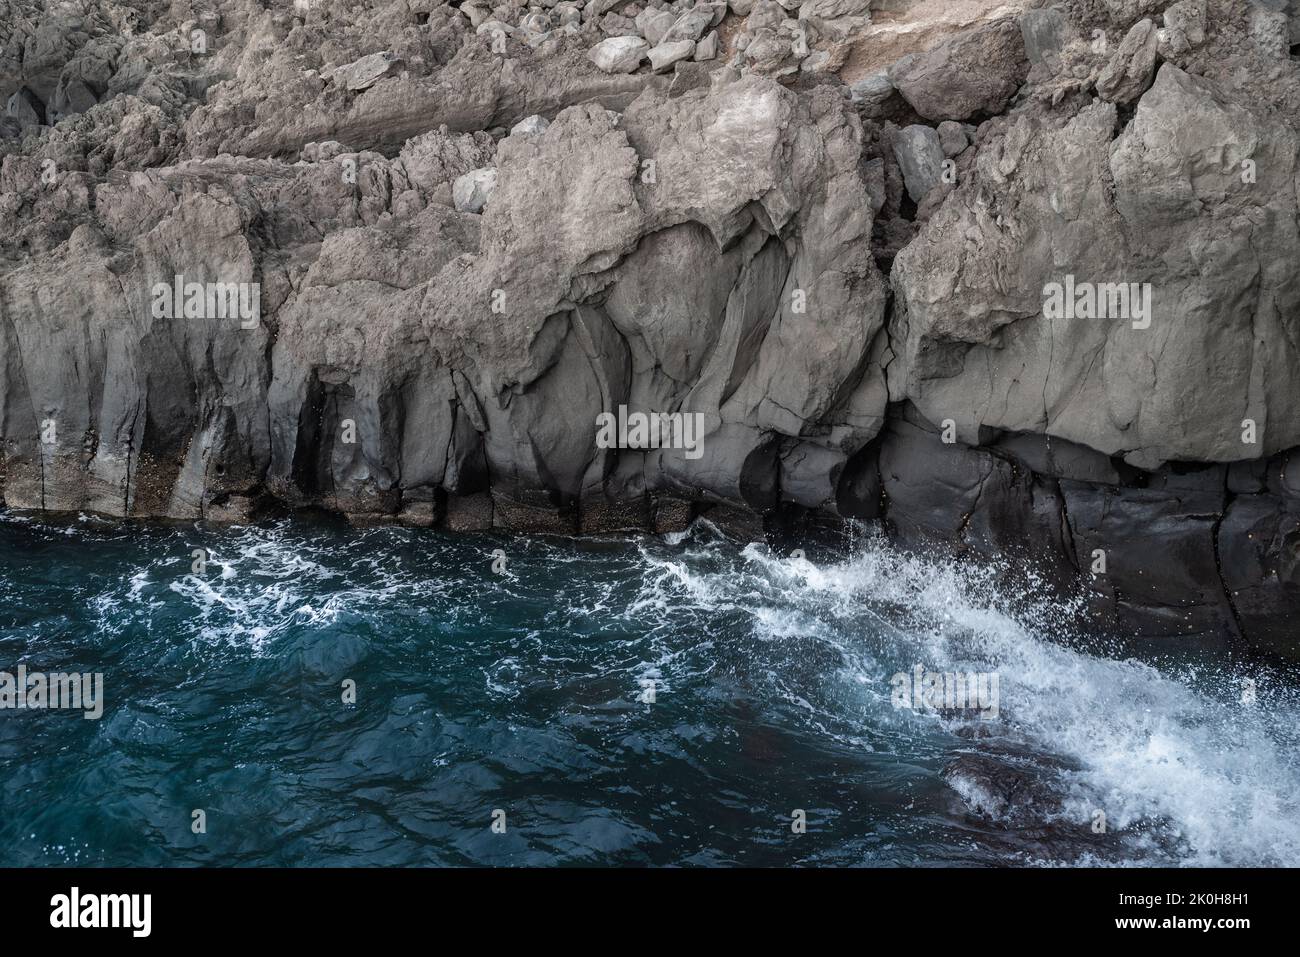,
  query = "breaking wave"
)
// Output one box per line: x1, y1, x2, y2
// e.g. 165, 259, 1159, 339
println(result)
1, 512, 1296, 866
